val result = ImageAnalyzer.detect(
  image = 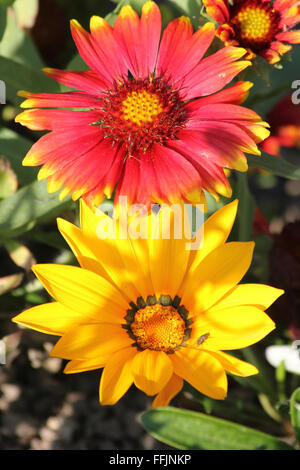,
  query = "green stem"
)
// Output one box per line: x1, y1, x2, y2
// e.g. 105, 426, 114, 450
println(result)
258, 394, 283, 423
